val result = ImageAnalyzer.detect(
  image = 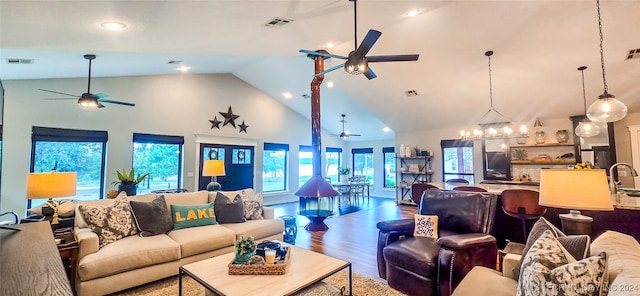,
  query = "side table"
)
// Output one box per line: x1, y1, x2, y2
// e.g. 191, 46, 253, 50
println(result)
54, 227, 79, 294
